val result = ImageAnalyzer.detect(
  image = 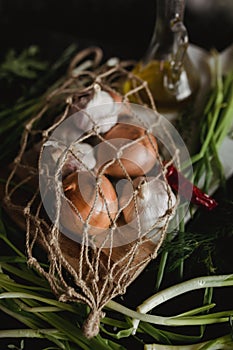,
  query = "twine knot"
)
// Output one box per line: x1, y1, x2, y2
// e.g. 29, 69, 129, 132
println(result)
82, 309, 105, 339
27, 257, 37, 267
58, 294, 68, 303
